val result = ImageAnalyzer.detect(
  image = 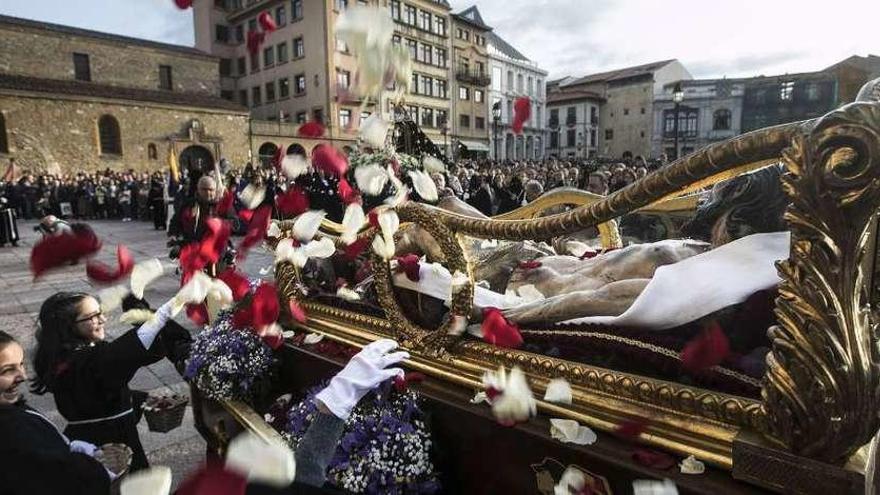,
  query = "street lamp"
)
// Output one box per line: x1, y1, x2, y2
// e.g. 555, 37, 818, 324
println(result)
492, 100, 501, 160
672, 82, 684, 161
